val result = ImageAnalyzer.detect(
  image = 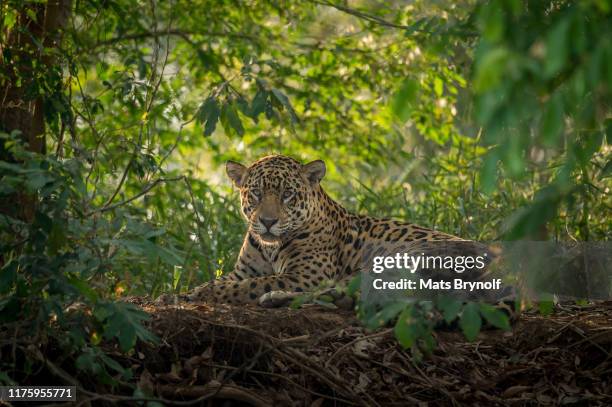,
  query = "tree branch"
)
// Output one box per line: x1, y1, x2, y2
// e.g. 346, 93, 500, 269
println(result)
309, 0, 411, 30
89, 29, 258, 50
101, 8, 172, 211
93, 176, 185, 214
